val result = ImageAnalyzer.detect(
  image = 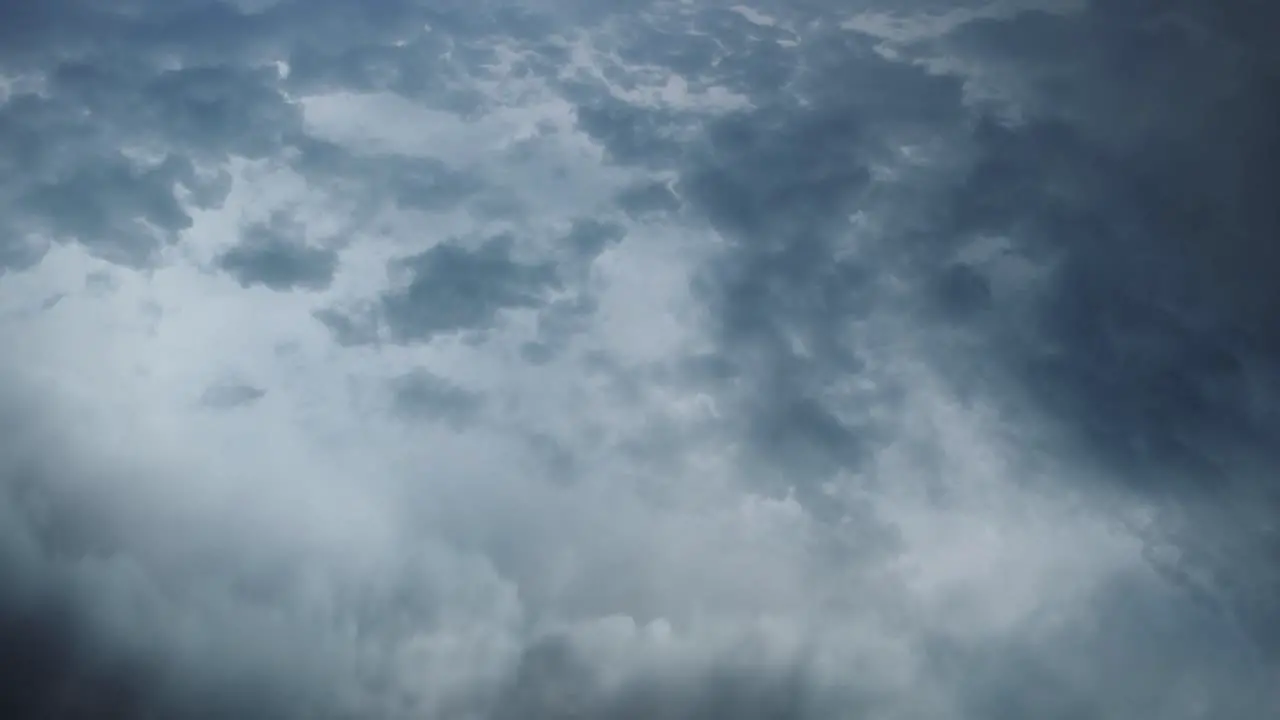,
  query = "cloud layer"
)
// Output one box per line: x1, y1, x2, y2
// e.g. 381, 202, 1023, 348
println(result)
1, 0, 1277, 718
